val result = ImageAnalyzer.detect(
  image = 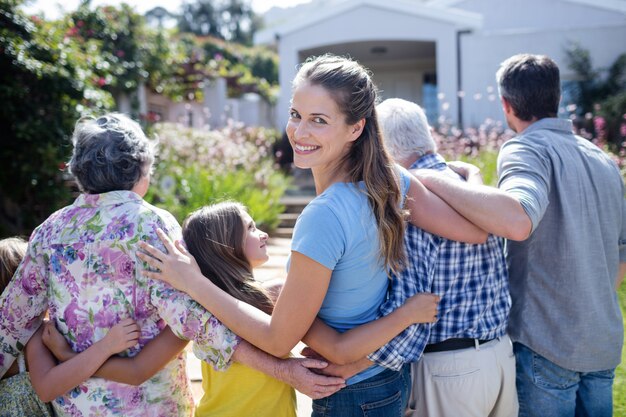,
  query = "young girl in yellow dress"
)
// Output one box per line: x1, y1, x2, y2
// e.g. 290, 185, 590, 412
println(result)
182, 202, 296, 417
178, 201, 439, 417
